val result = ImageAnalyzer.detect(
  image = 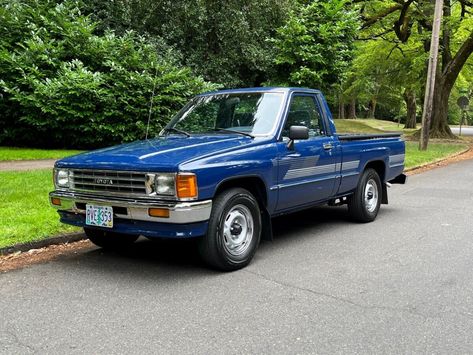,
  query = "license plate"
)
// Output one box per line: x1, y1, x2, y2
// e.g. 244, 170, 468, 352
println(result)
86, 204, 113, 228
